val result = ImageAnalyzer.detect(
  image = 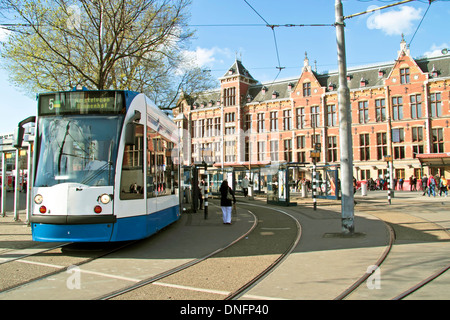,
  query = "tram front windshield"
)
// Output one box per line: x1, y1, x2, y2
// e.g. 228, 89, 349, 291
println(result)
34, 115, 124, 187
